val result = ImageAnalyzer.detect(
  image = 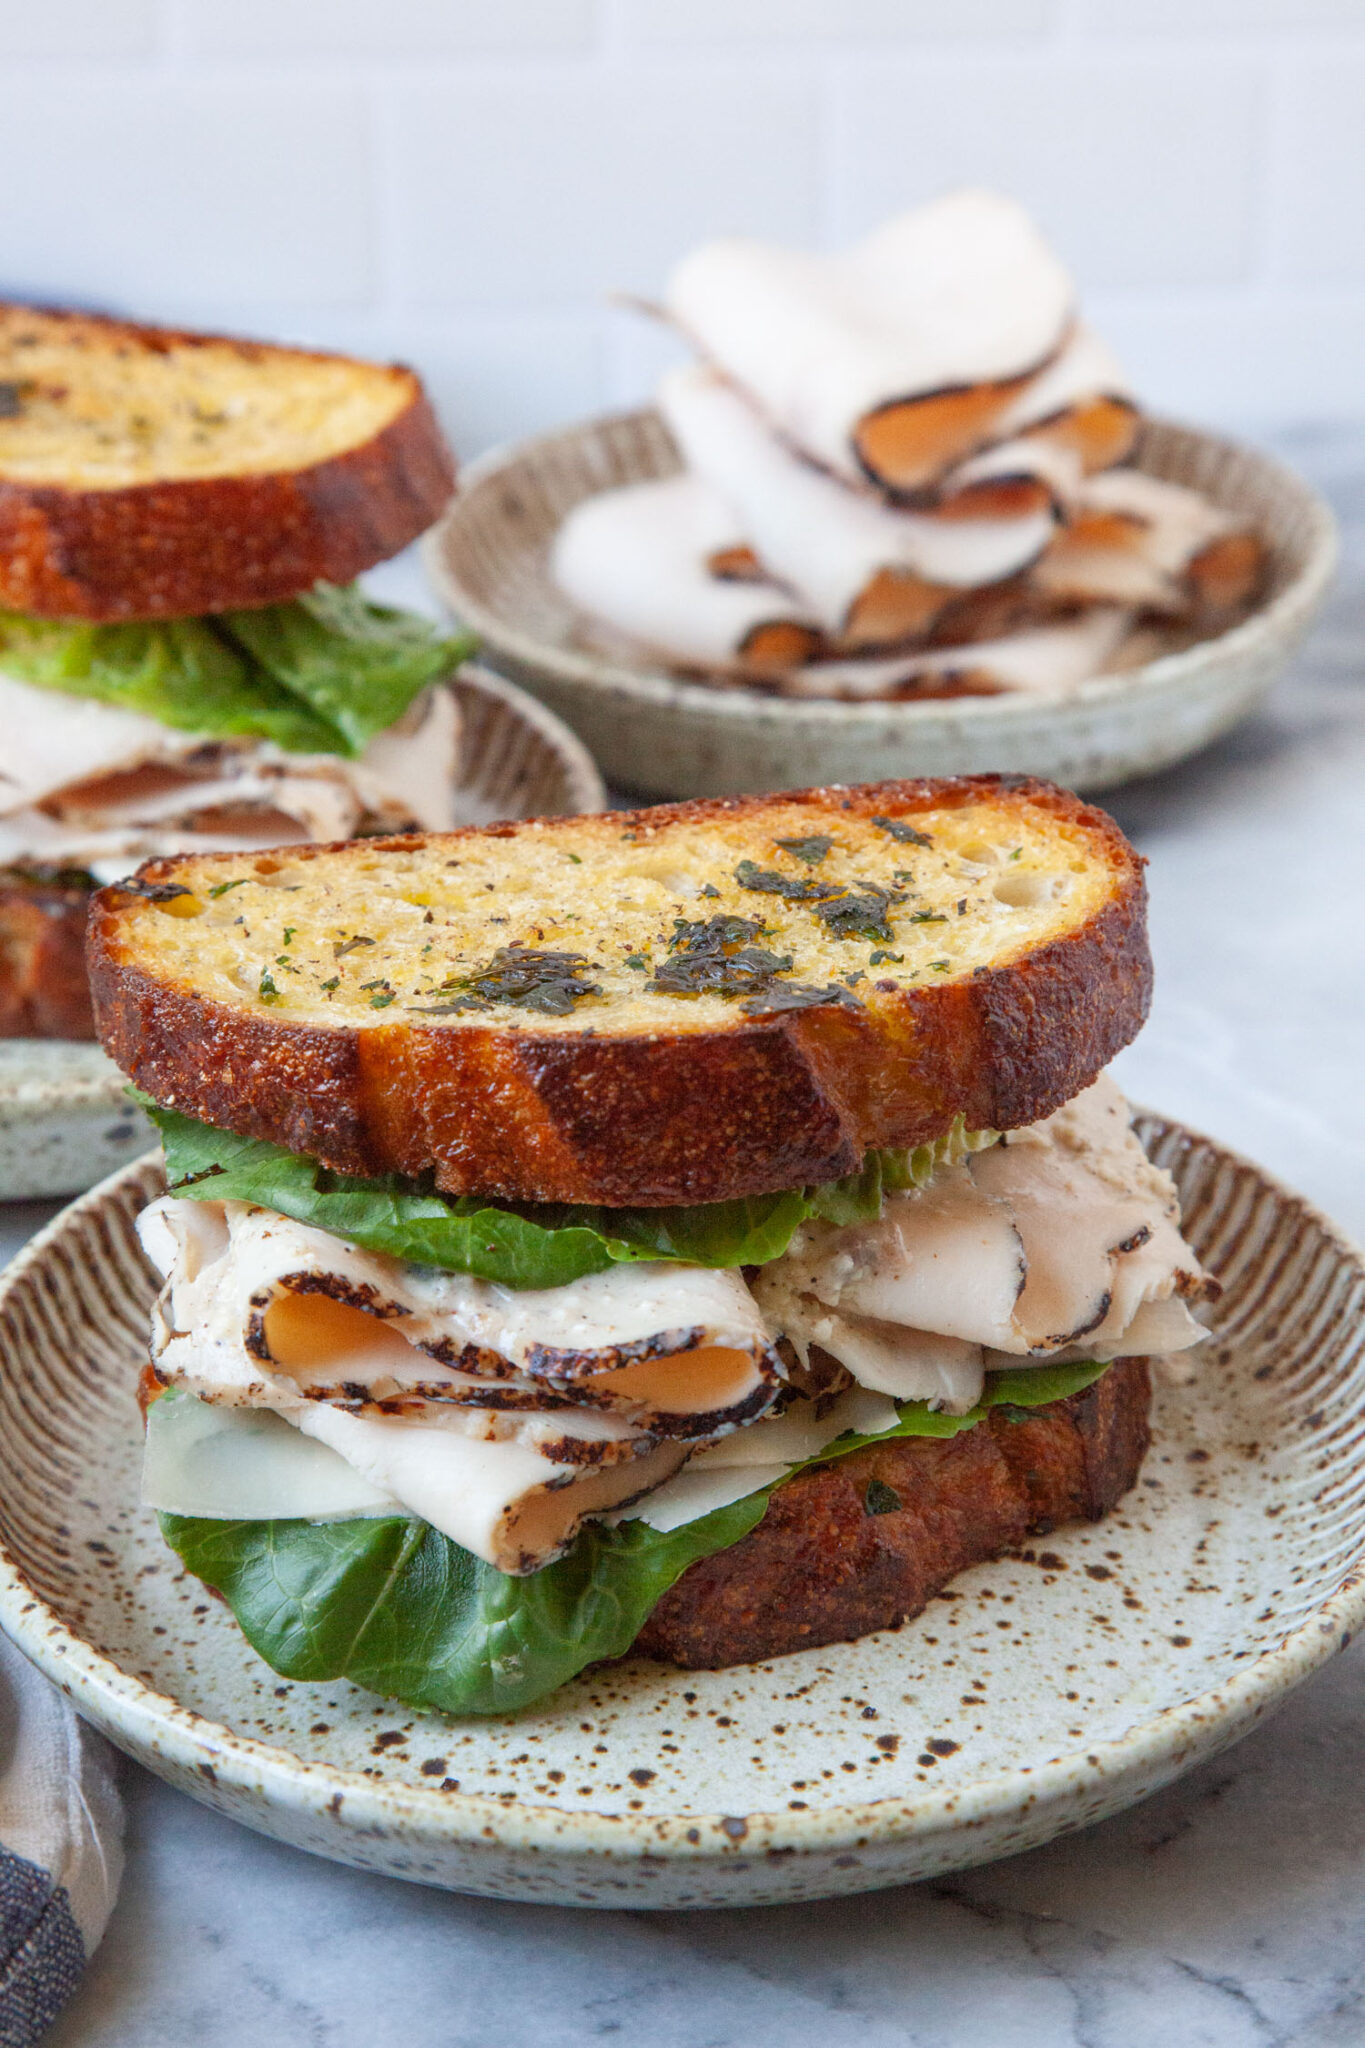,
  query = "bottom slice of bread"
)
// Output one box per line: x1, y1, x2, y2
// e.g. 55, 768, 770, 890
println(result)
0, 874, 96, 1038
635, 1356, 1151, 1669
